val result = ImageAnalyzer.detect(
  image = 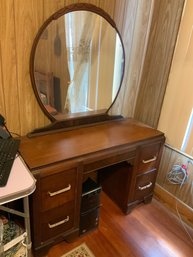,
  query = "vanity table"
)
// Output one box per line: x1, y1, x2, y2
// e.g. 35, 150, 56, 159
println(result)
19, 118, 164, 251
20, 3, 165, 253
